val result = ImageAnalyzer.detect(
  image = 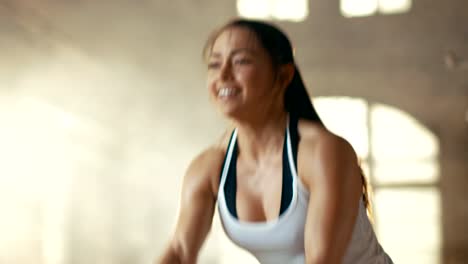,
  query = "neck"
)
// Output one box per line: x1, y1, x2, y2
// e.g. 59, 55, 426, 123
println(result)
233, 109, 288, 163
